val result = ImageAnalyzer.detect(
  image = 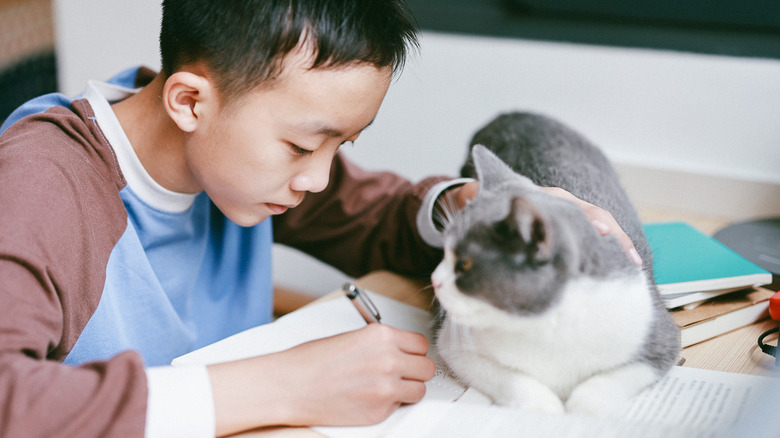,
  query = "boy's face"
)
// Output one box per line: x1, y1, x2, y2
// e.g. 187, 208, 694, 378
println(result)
184, 52, 392, 227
